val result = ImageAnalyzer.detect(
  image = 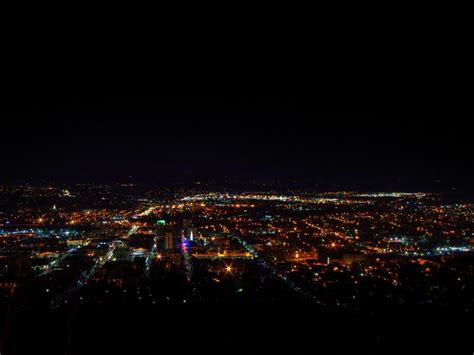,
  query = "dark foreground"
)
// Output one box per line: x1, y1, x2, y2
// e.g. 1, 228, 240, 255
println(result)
1, 303, 471, 355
